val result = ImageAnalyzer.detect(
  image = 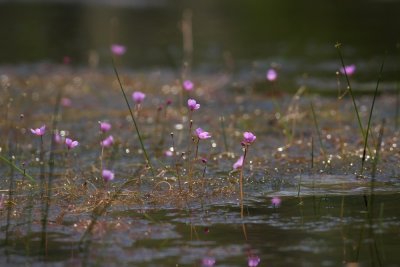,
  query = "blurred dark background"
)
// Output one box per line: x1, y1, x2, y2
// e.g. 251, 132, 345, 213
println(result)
0, 0, 399, 68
